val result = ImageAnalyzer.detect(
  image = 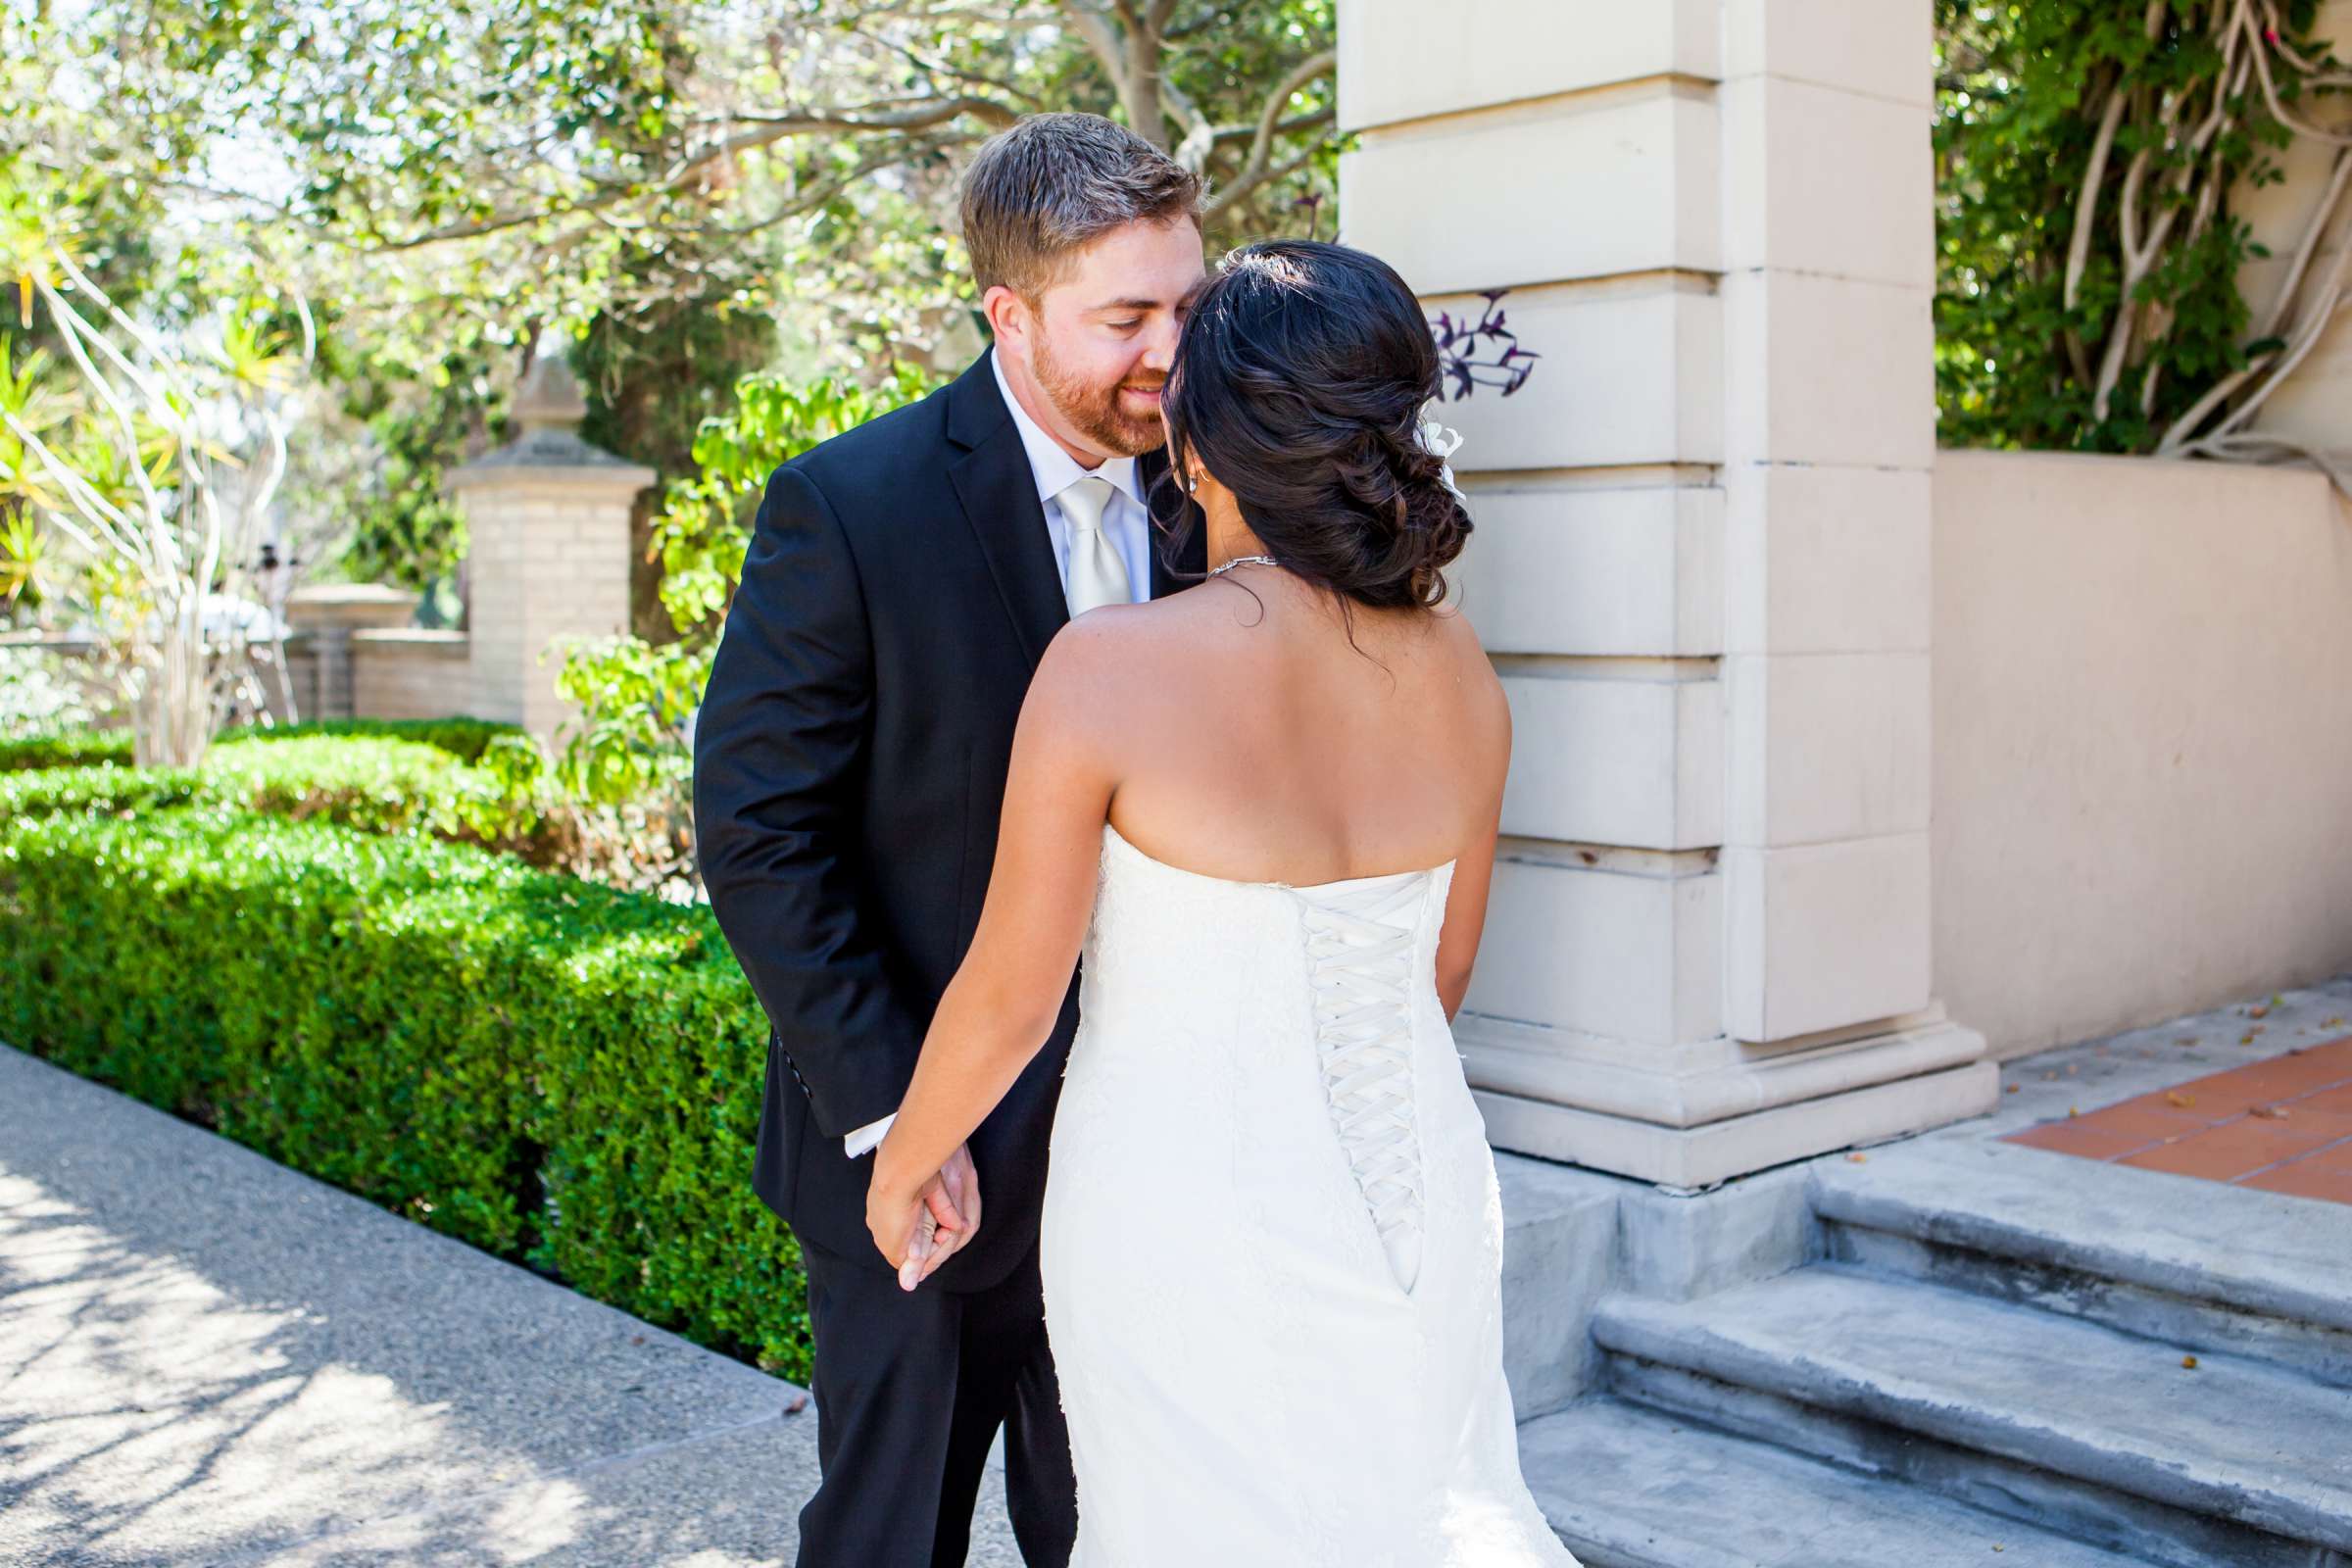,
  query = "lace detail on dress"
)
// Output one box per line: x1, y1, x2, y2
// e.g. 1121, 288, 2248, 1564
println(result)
1296, 873, 1430, 1294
